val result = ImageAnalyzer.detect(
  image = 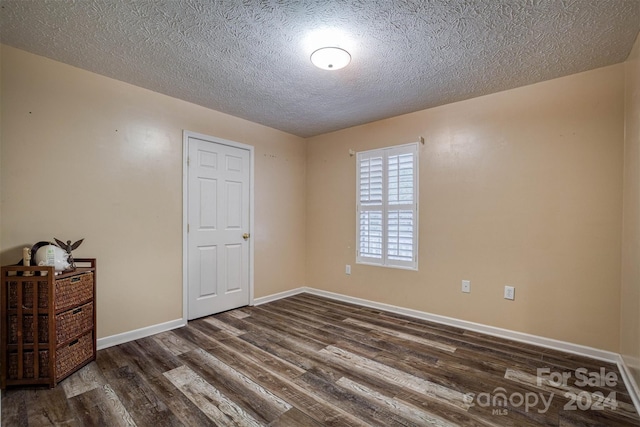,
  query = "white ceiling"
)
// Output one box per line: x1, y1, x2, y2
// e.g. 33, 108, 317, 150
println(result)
1, 1, 639, 138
